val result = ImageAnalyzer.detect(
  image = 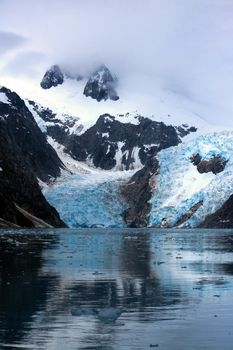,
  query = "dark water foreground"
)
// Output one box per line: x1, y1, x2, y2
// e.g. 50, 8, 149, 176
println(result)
0, 229, 232, 350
